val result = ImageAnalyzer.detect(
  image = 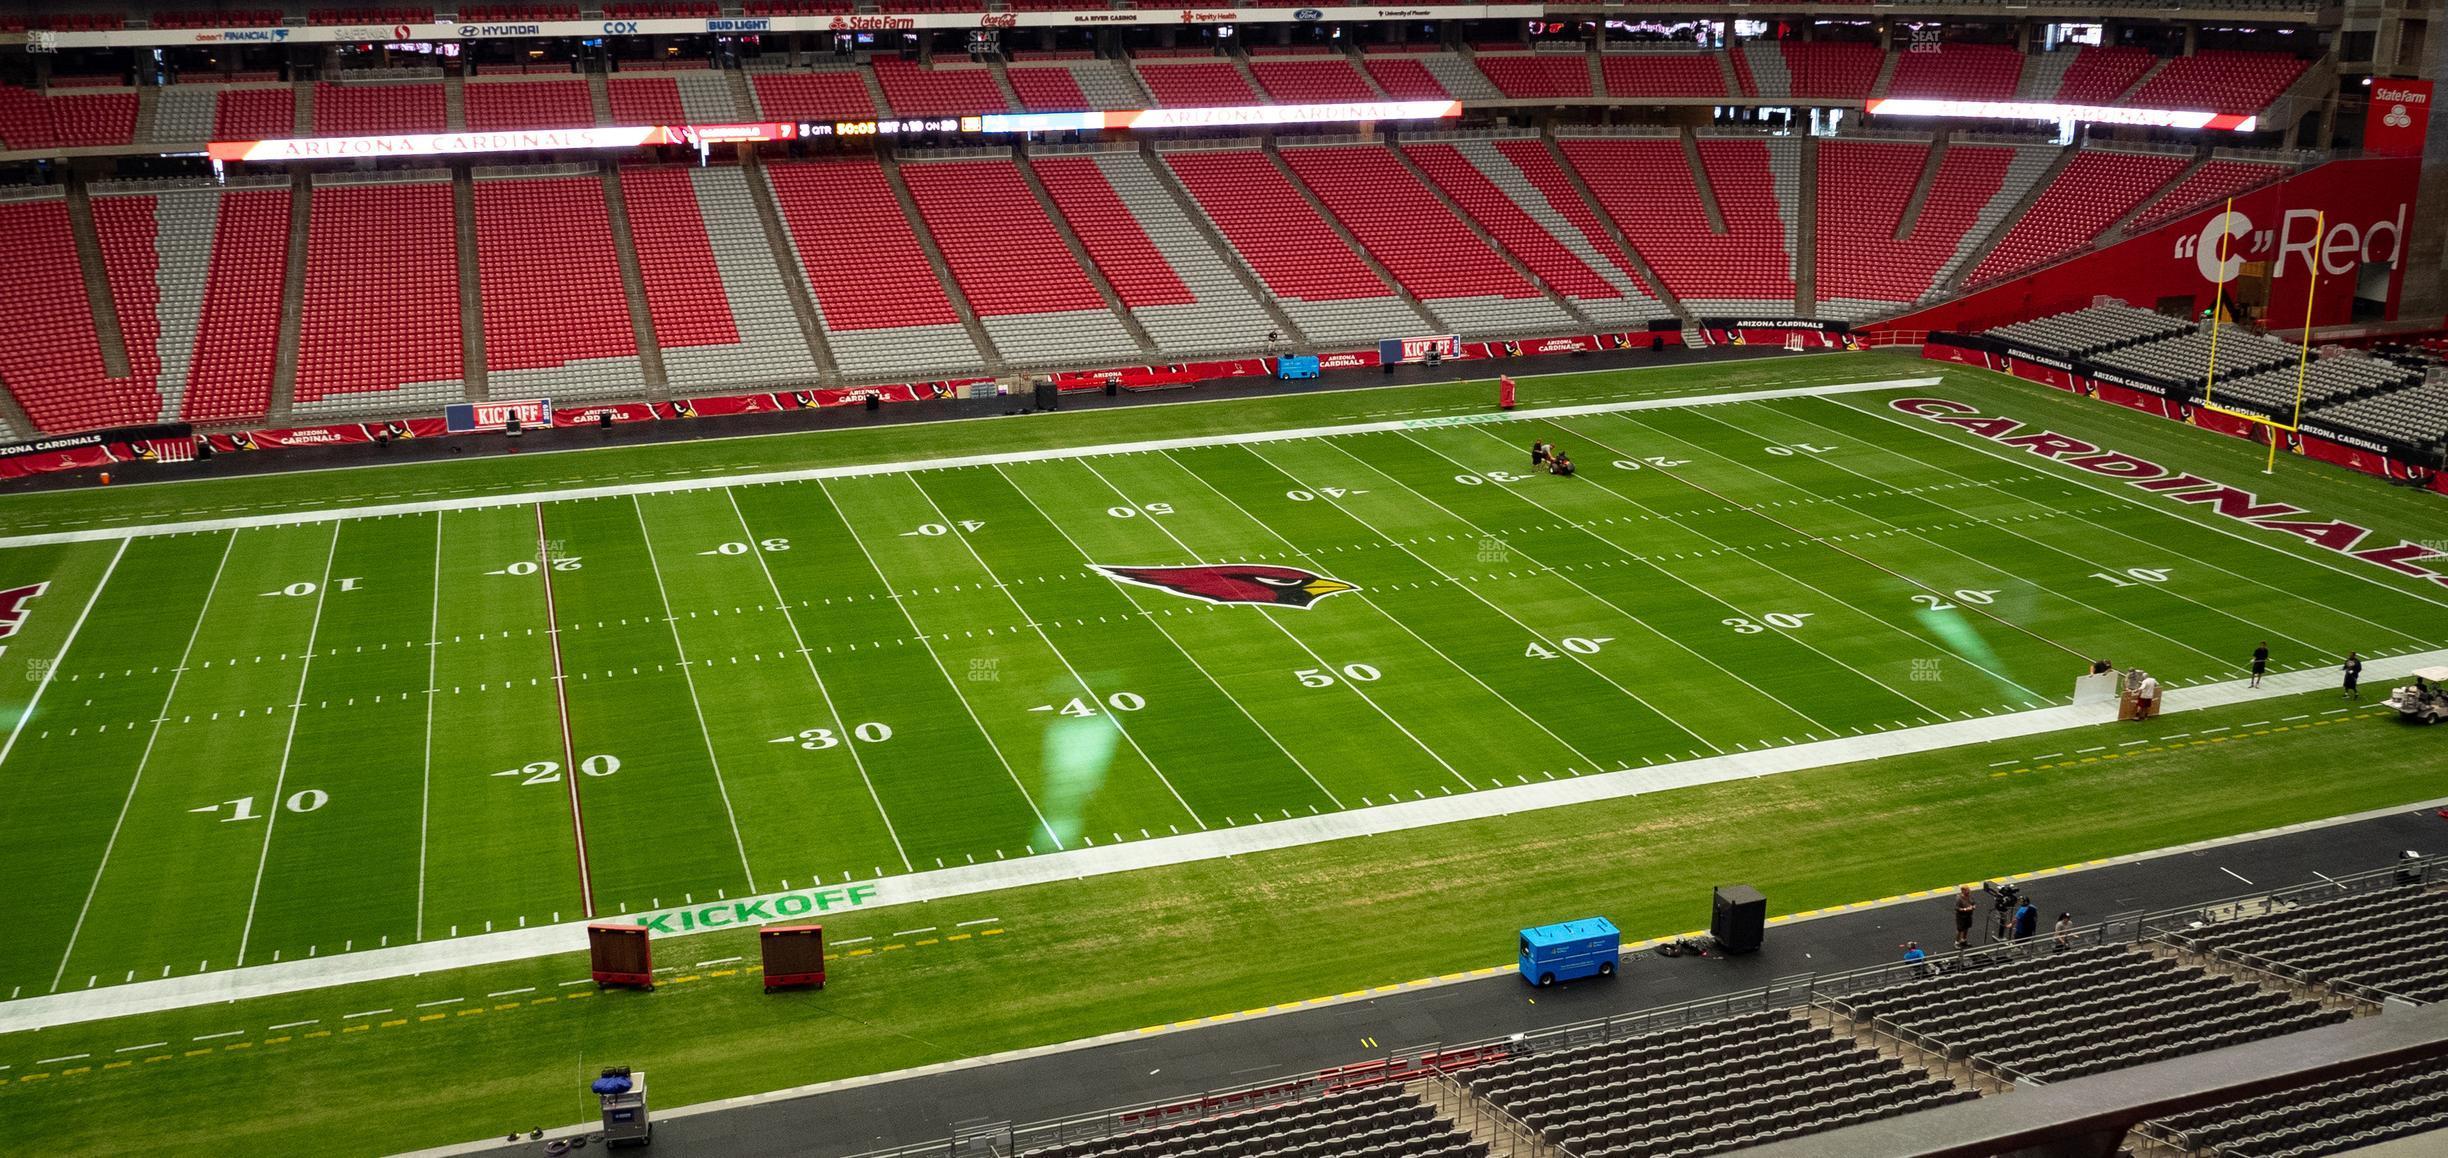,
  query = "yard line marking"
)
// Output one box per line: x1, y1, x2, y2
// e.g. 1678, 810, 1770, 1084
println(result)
1159, 447, 1603, 772
2219, 866, 2254, 885
1274, 439, 1719, 755
0, 378, 1945, 551
1759, 403, 2341, 661
413, 998, 460, 1008
808, 480, 1060, 848
0, 536, 125, 773
51, 531, 237, 992
38, 1054, 89, 1064
953, 918, 998, 927
532, 504, 596, 918
882, 475, 1212, 830
1444, 424, 1927, 725
1658, 404, 2233, 671
1831, 396, 2448, 619
269, 1020, 319, 1030
415, 511, 443, 940
720, 489, 911, 874
631, 495, 758, 892
237, 521, 343, 967
192, 1030, 243, 1041
114, 1042, 166, 1053
1006, 461, 1356, 804
486, 988, 534, 998
1519, 419, 2050, 704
